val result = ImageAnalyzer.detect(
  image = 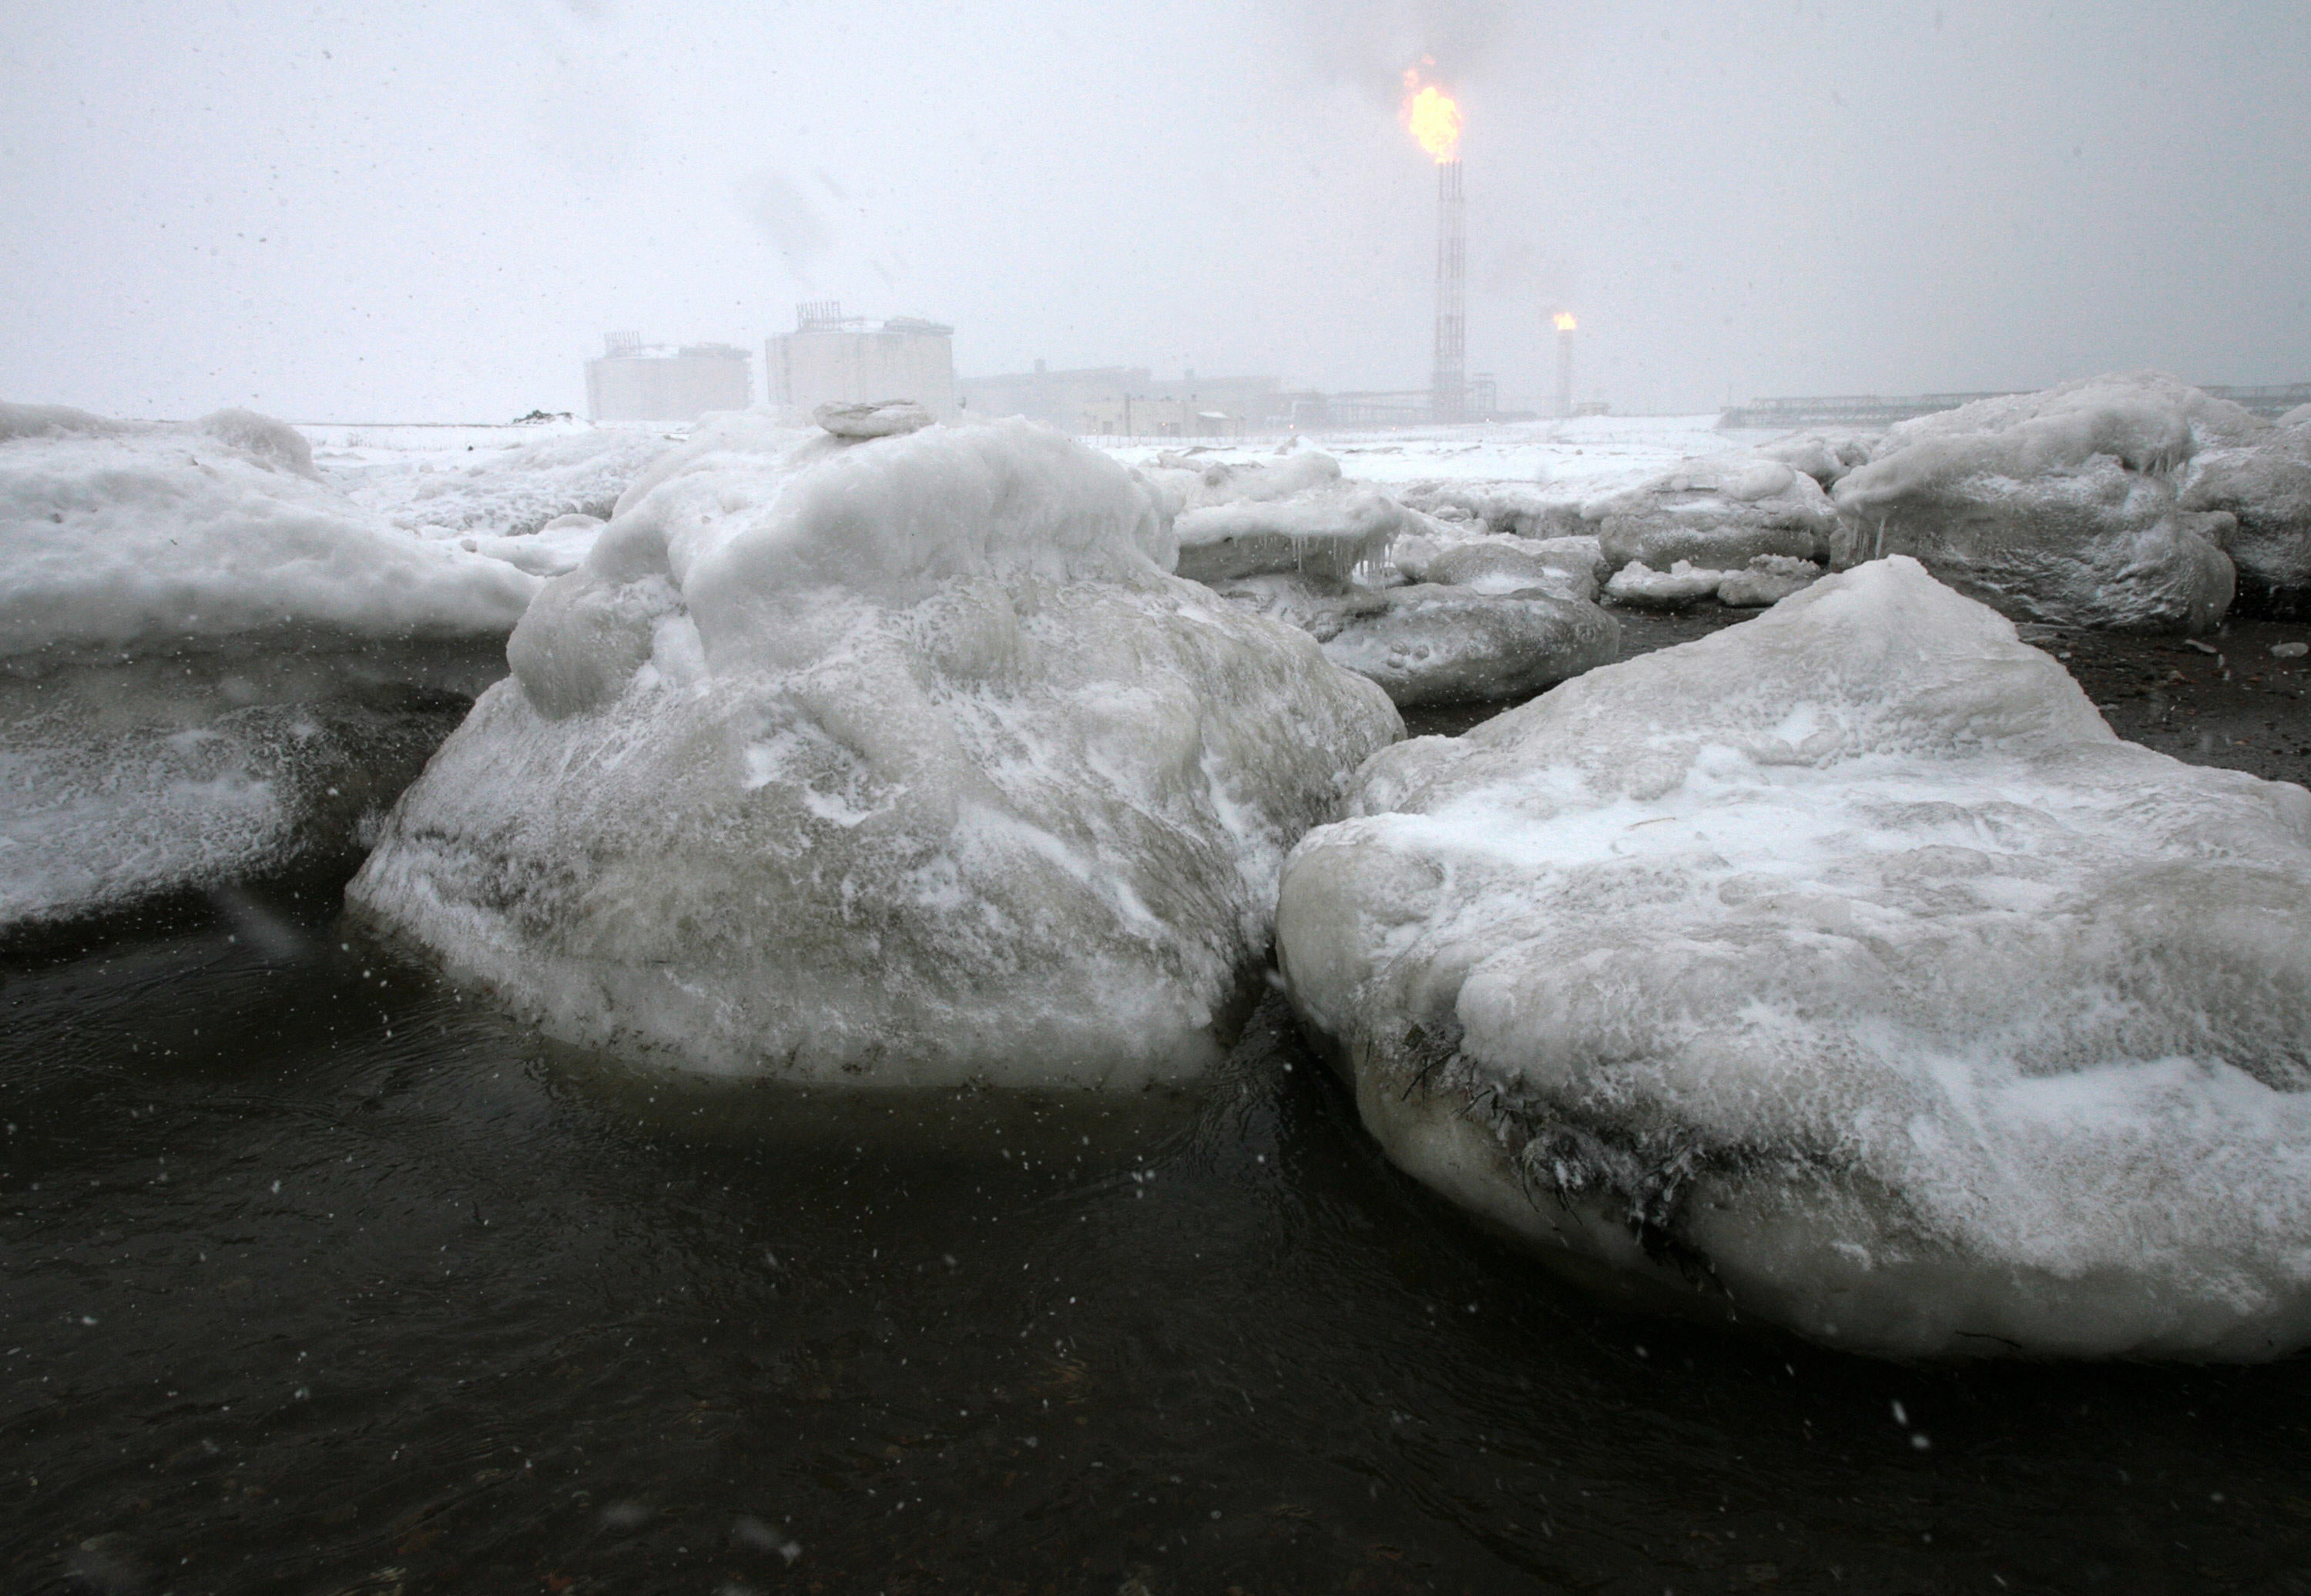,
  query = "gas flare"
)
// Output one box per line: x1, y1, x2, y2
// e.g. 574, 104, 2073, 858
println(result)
1554, 311, 1578, 332
1400, 66, 1462, 163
